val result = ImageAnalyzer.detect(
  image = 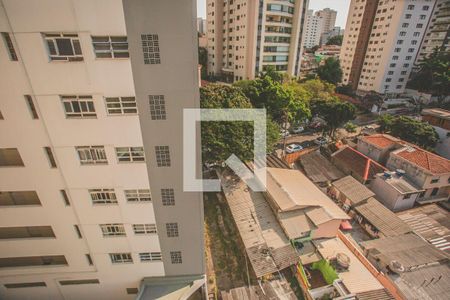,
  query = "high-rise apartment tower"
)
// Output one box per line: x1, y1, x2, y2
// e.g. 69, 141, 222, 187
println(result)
0, 0, 204, 299
304, 9, 324, 48
315, 8, 337, 33
206, 0, 309, 81
340, 0, 435, 94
